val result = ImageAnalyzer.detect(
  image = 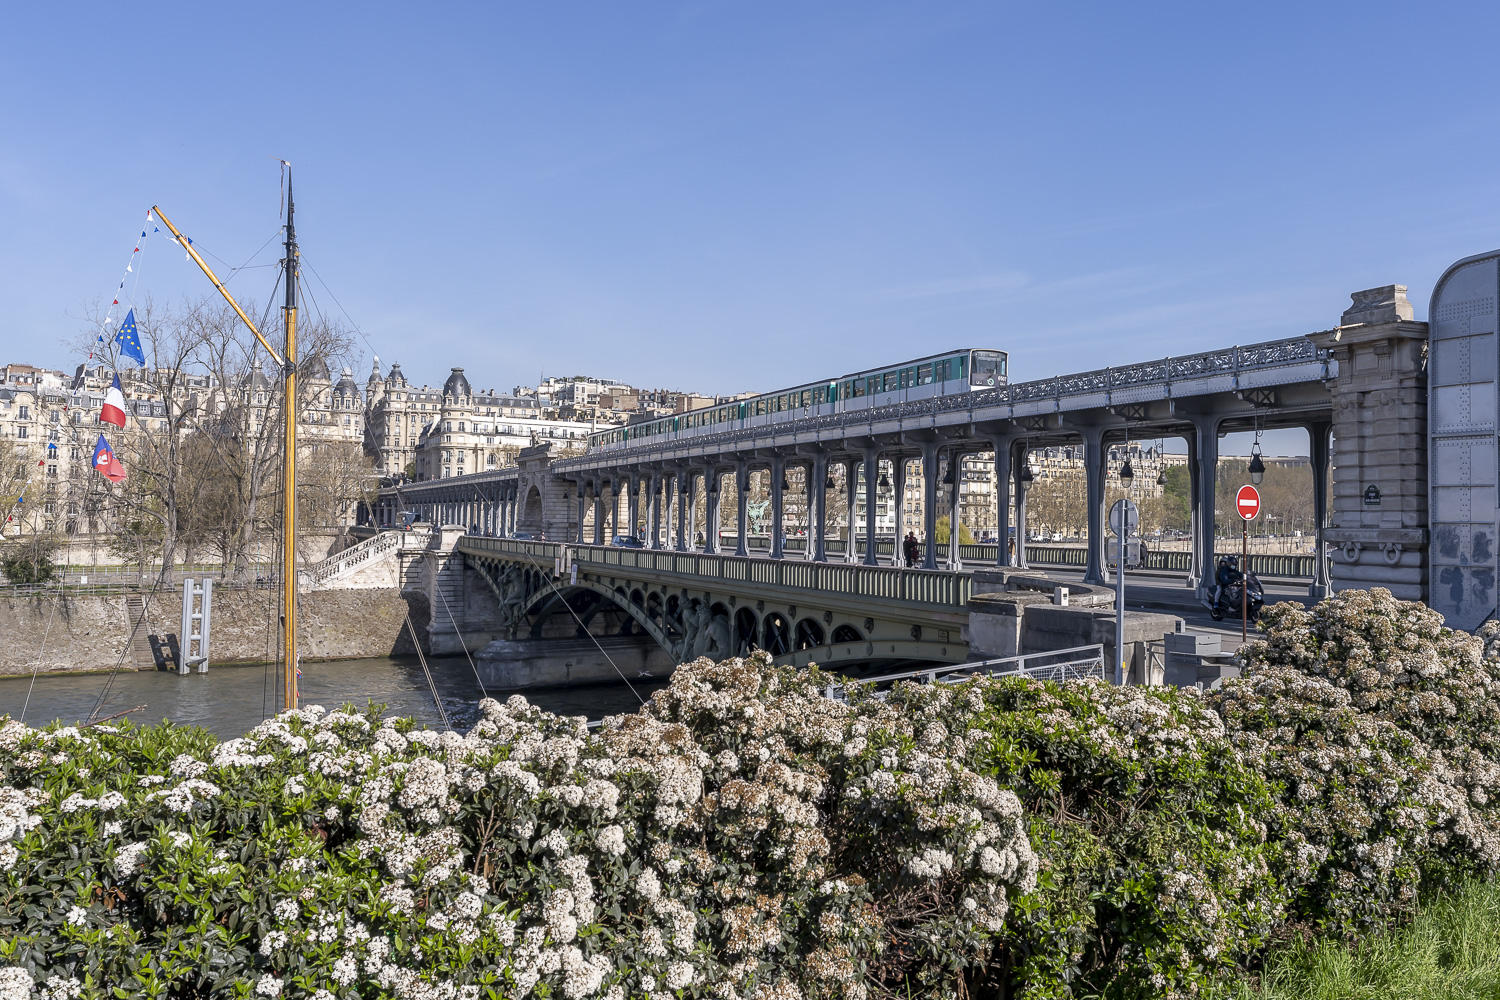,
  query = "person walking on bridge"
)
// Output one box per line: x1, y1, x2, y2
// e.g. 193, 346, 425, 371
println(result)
903, 531, 920, 568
